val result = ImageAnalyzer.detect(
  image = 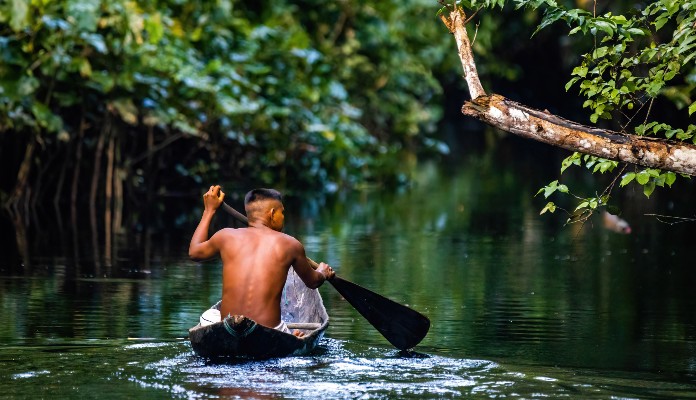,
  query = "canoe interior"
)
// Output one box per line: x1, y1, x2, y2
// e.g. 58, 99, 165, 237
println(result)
188, 268, 329, 360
